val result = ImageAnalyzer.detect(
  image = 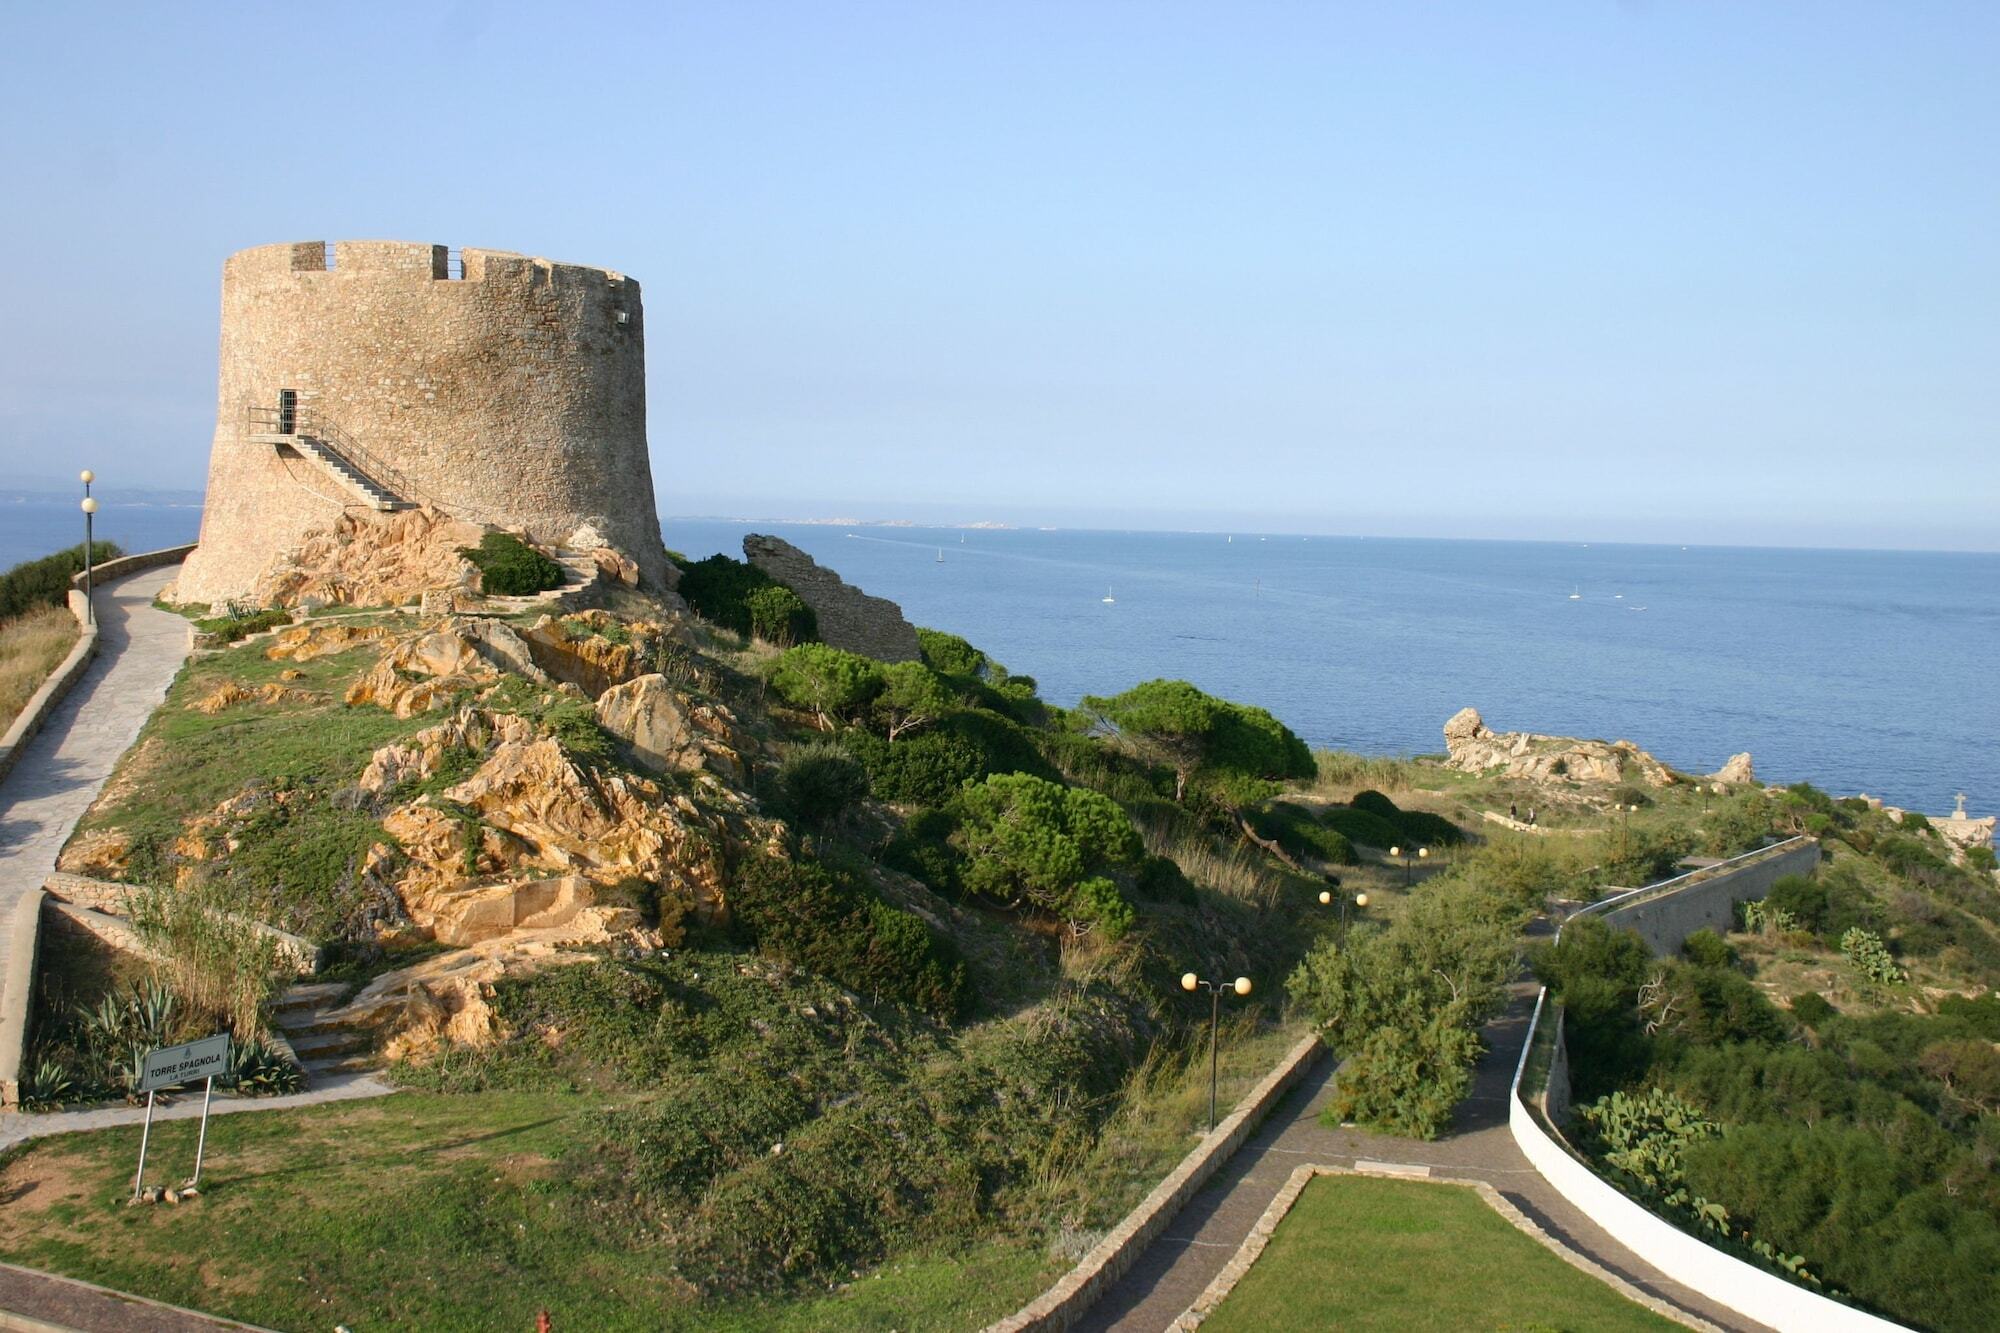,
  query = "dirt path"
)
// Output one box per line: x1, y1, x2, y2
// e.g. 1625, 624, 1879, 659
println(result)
1077, 984, 1773, 1333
